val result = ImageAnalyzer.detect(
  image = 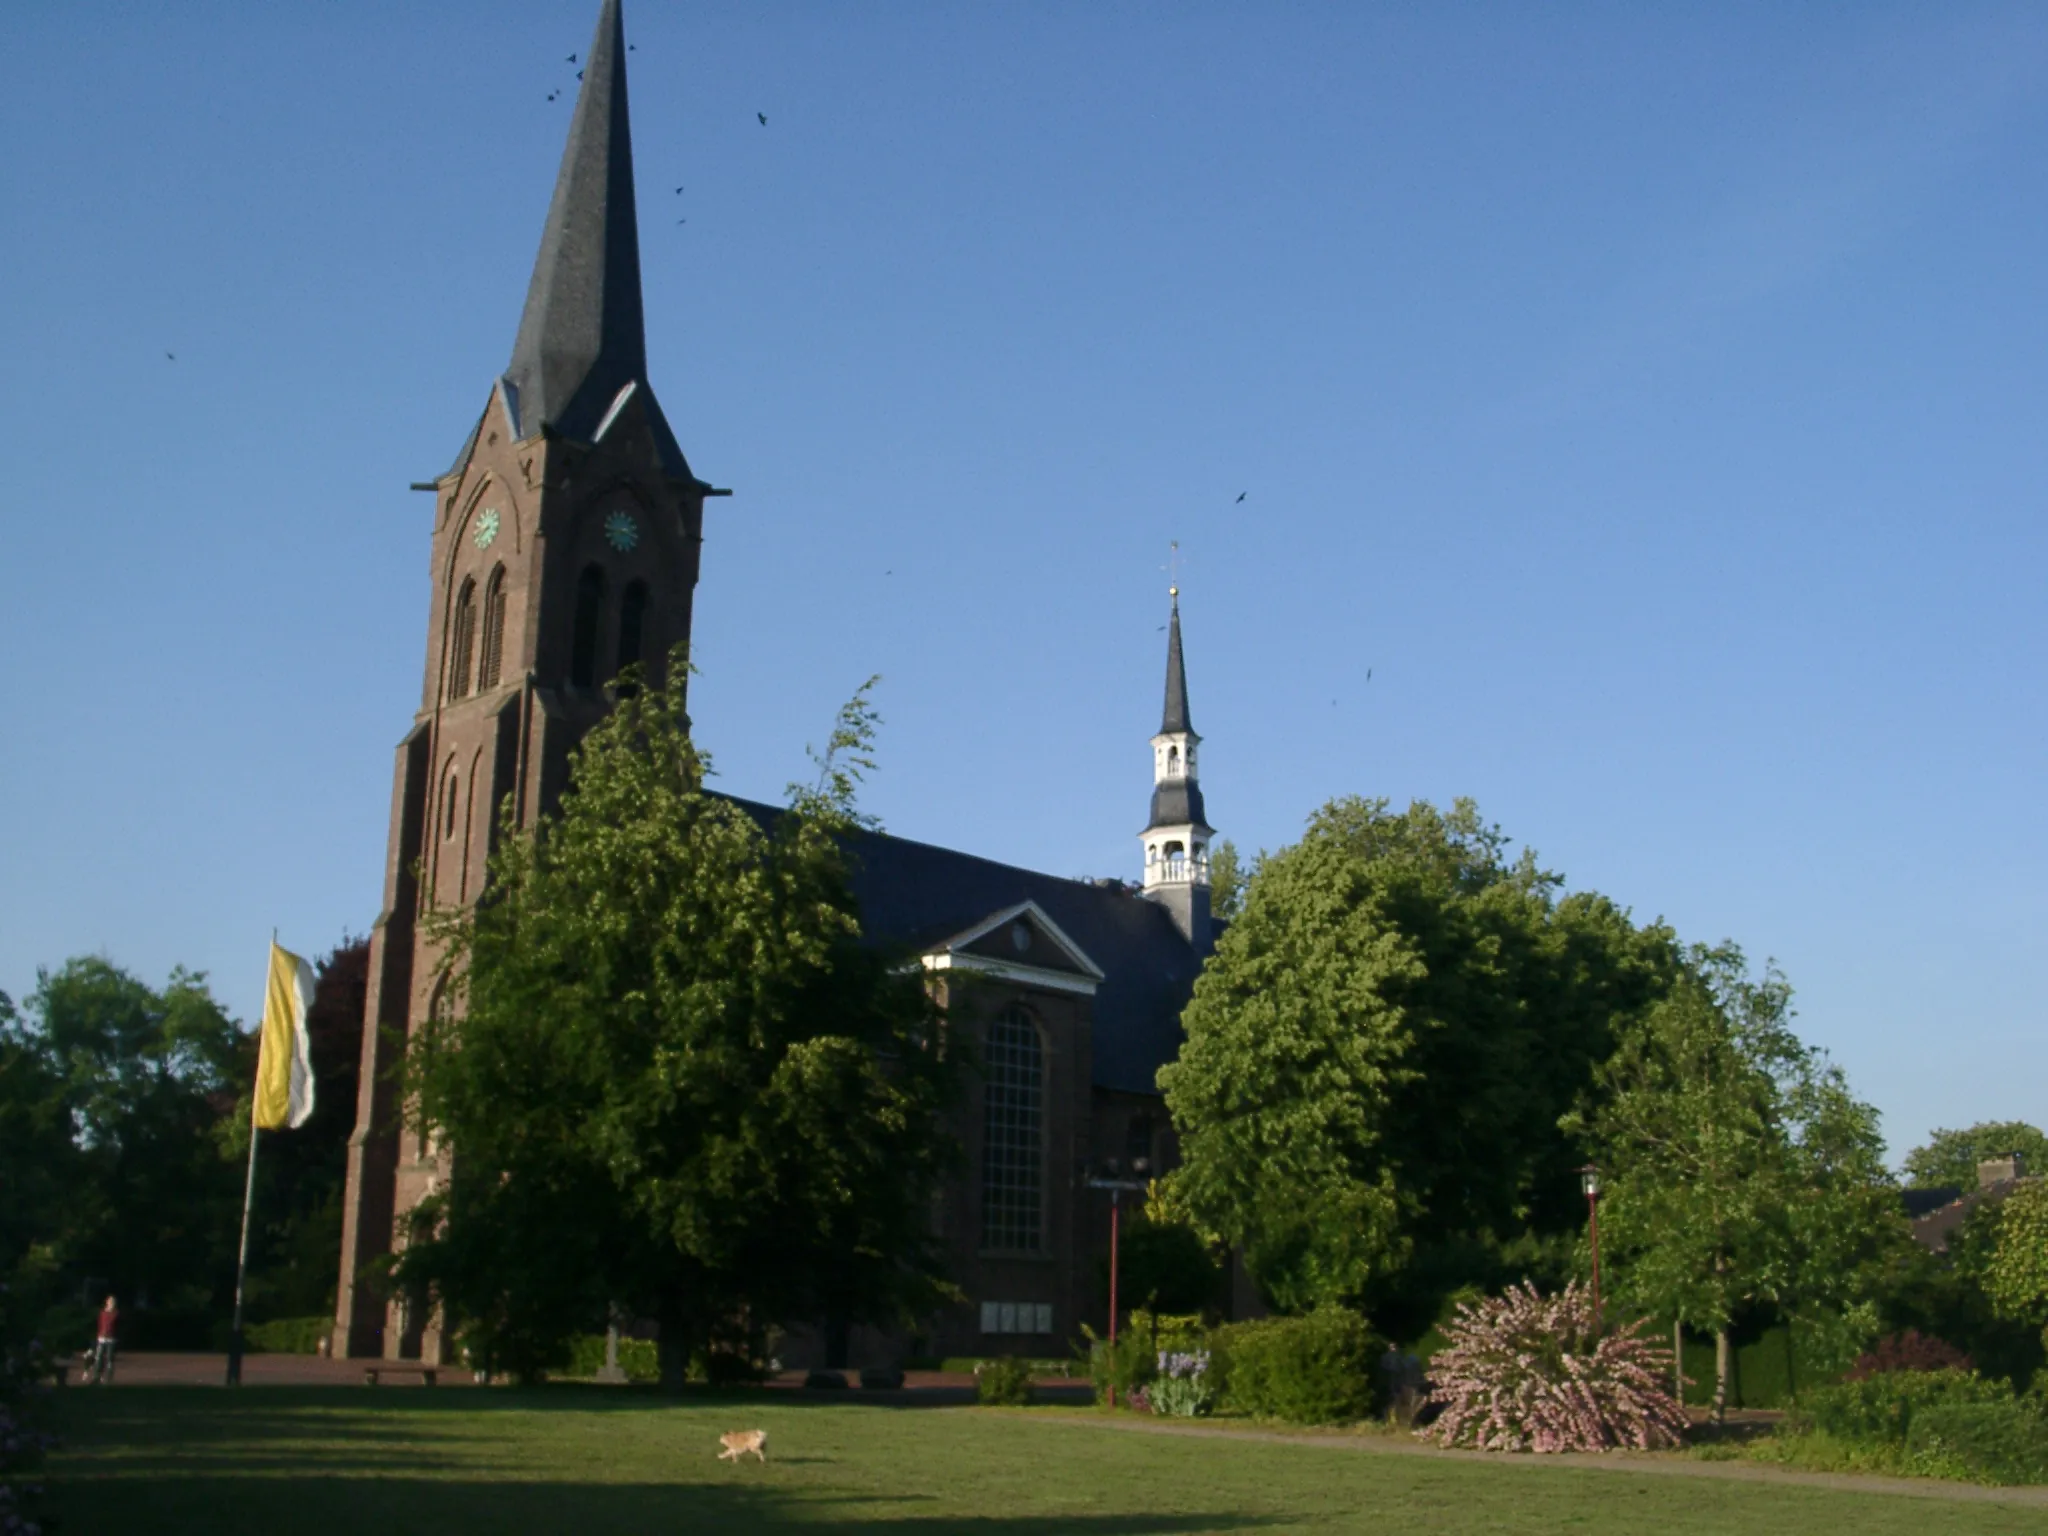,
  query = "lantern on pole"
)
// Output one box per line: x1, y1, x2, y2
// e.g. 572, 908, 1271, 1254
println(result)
1579, 1164, 1603, 1334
